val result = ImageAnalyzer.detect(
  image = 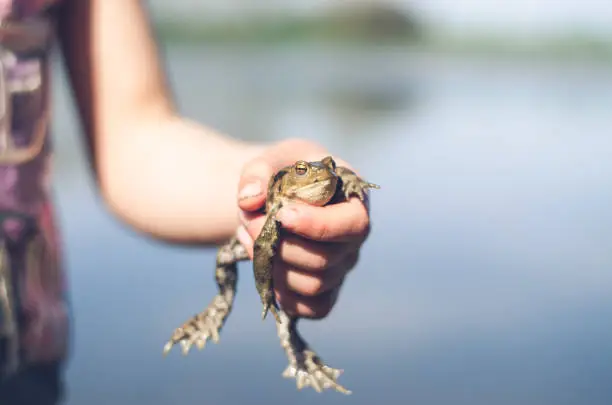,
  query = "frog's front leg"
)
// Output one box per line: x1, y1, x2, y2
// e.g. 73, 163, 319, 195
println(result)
163, 237, 248, 355
276, 310, 351, 394
335, 166, 380, 202
253, 203, 282, 323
